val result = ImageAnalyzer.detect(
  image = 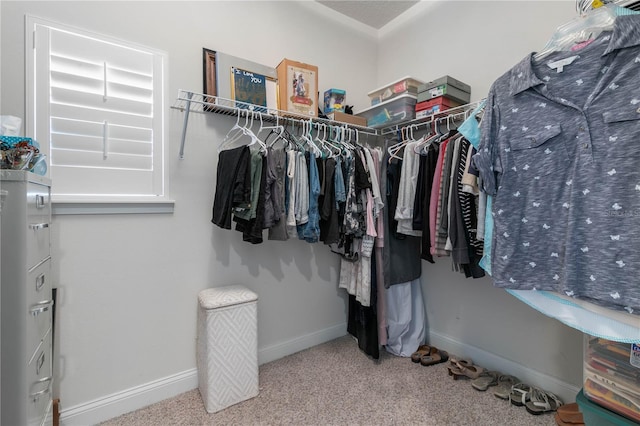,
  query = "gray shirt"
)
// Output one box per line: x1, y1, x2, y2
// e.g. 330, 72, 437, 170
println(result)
473, 15, 640, 315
